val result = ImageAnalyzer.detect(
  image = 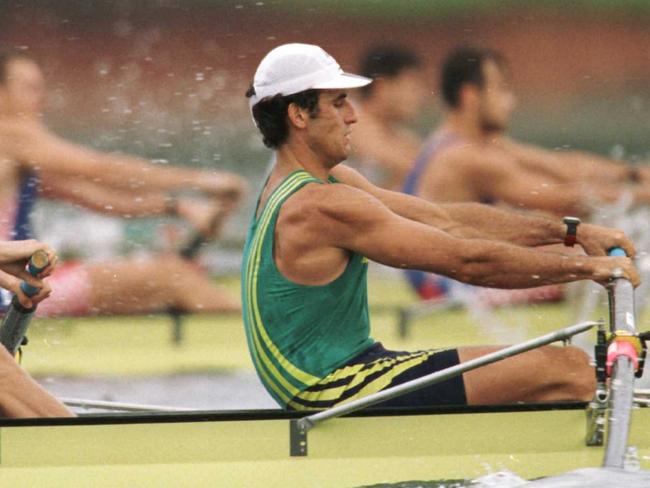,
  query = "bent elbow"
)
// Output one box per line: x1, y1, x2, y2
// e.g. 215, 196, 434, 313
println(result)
443, 245, 500, 287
